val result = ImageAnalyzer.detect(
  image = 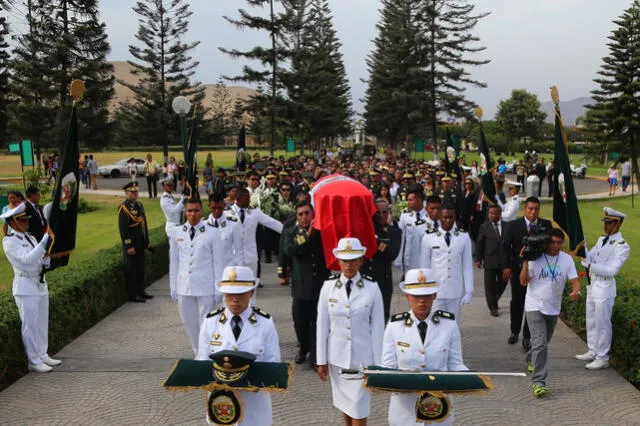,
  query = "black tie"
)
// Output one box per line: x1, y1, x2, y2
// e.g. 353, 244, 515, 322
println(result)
434, 221, 439, 230
25, 234, 35, 248
445, 232, 451, 247
232, 315, 242, 340
189, 226, 195, 241
416, 211, 421, 221
214, 219, 219, 228
346, 279, 352, 298
418, 321, 427, 343
601, 235, 609, 247
494, 222, 501, 238
240, 209, 245, 224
